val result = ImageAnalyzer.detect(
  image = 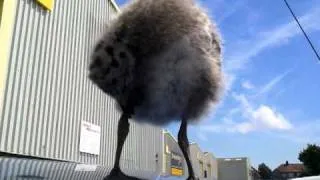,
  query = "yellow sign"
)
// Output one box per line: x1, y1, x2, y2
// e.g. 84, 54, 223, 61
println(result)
171, 168, 183, 176
1, 0, 17, 118
36, 0, 54, 11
